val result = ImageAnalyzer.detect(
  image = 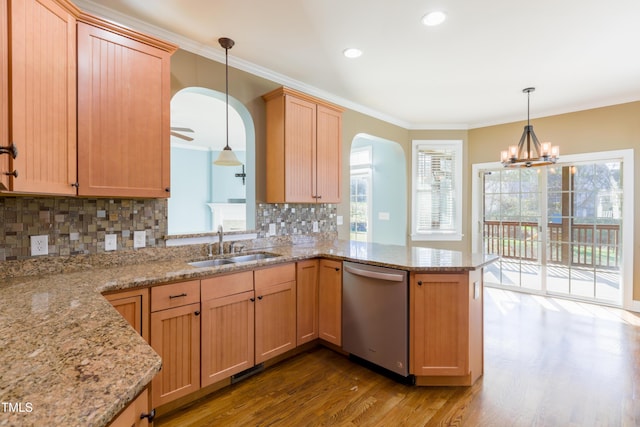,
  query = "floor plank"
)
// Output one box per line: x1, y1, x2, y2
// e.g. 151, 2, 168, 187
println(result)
157, 289, 640, 426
